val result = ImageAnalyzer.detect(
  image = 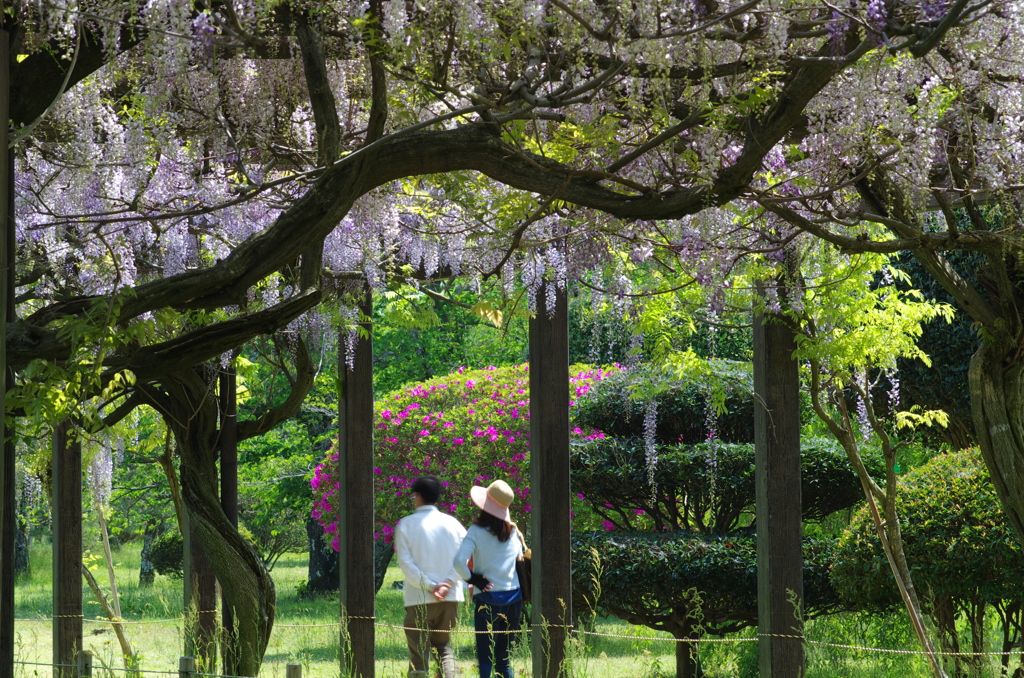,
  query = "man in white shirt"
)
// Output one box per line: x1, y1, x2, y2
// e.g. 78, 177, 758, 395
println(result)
394, 475, 467, 678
